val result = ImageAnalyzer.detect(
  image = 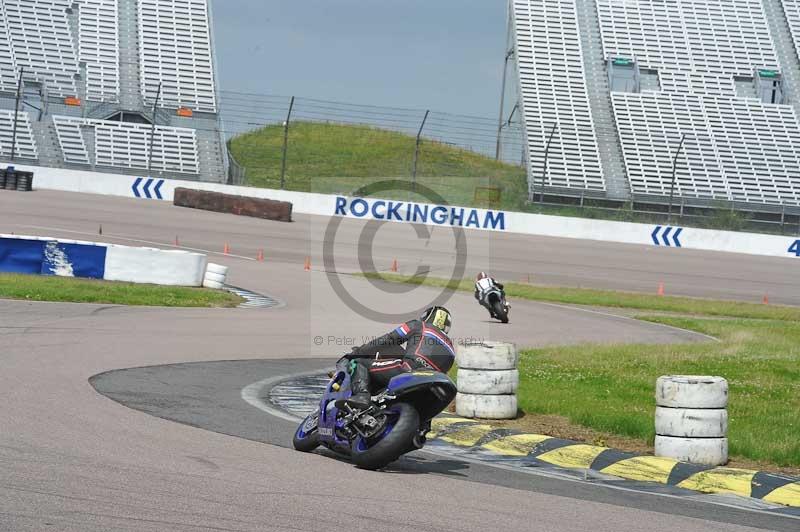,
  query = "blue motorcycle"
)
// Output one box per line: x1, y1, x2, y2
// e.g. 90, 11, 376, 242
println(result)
292, 356, 457, 470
